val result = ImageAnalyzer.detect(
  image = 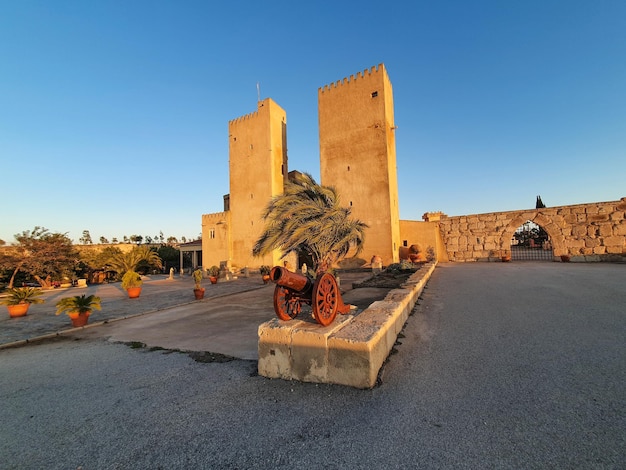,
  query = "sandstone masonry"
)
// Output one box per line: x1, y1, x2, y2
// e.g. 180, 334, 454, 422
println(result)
433, 197, 626, 262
